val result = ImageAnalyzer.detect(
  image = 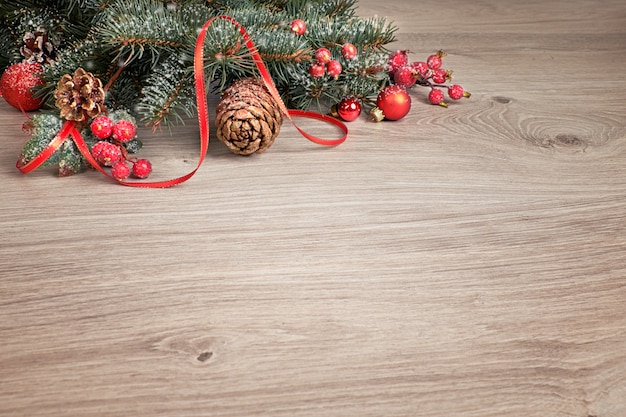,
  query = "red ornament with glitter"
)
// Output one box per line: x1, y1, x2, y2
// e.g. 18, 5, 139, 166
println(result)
0, 62, 45, 112
374, 85, 411, 121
